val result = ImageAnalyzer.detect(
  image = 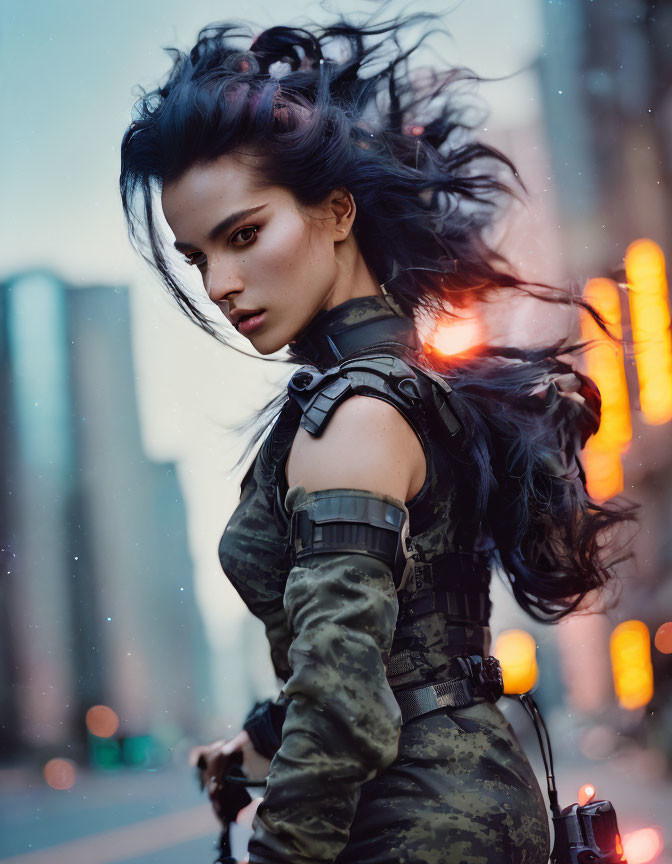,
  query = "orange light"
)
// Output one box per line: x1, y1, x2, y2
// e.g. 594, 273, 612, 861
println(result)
424, 315, 483, 358
85, 704, 119, 738
578, 783, 596, 806
610, 620, 654, 710
493, 629, 538, 694
582, 441, 624, 503
622, 826, 663, 864
654, 621, 672, 654
581, 278, 631, 500
615, 834, 624, 859
626, 239, 672, 425
44, 758, 76, 790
